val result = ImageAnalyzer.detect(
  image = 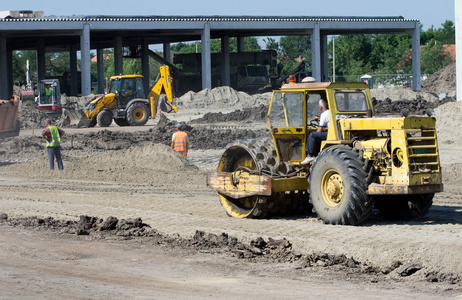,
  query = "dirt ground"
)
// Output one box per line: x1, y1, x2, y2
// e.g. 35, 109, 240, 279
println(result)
1, 74, 462, 299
